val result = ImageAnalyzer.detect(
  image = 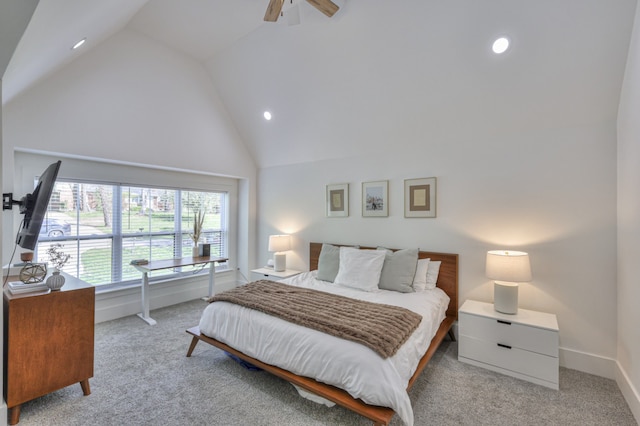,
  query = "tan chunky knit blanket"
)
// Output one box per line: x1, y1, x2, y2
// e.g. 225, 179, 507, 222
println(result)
208, 280, 423, 358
